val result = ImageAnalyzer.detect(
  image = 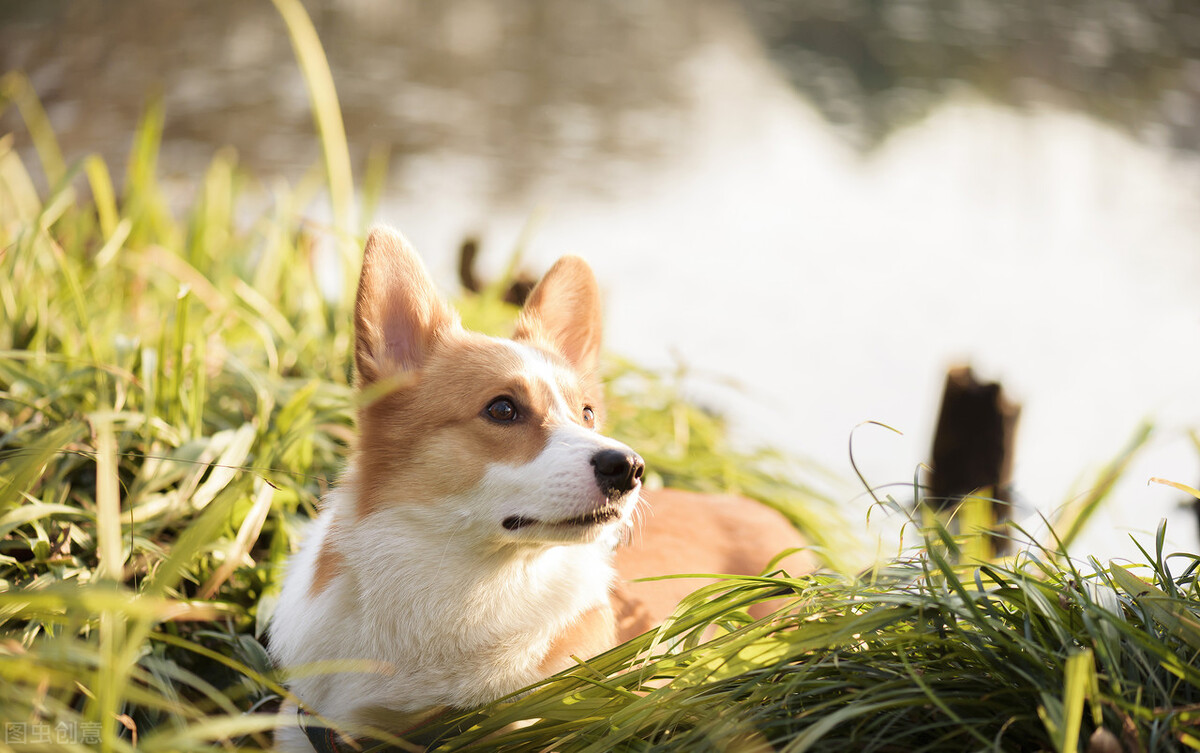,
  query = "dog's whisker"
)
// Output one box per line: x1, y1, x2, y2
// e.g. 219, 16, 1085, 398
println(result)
433, 514, 469, 578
